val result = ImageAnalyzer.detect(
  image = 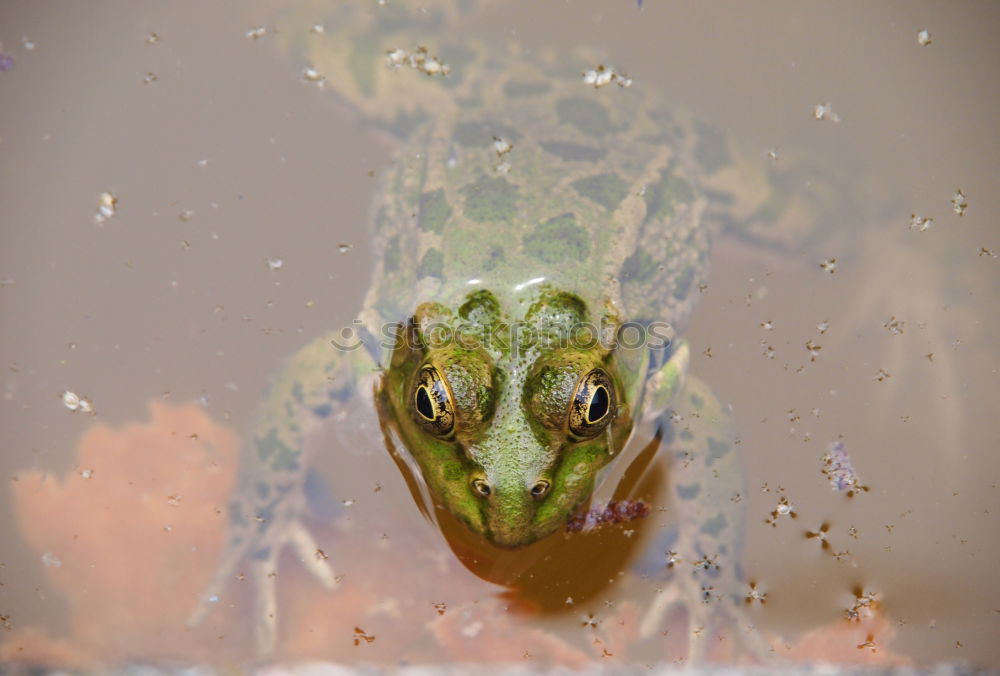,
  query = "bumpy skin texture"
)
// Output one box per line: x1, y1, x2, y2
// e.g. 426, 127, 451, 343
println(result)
192, 0, 793, 658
